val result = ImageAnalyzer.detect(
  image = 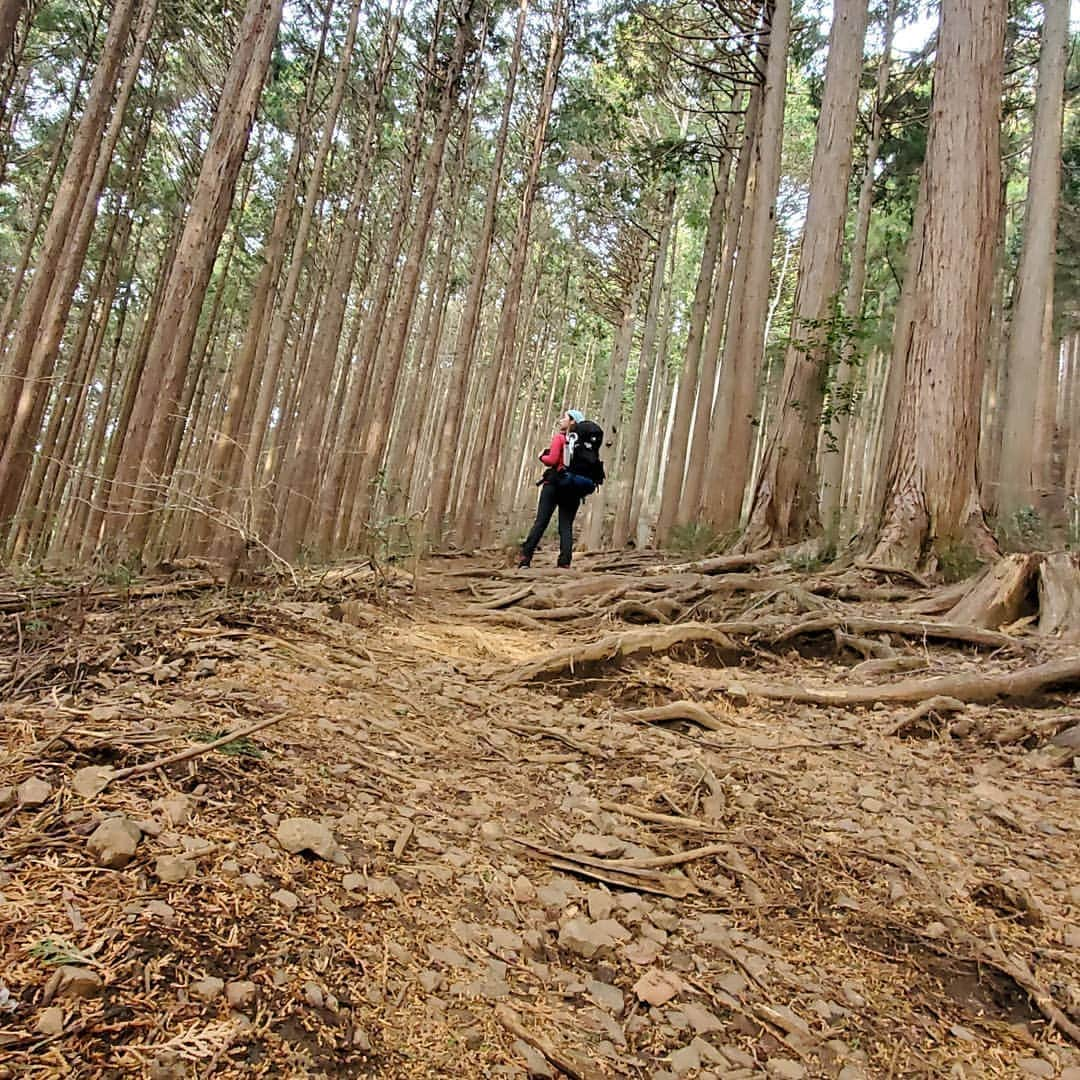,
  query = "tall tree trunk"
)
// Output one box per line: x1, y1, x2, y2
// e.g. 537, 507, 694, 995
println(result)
107, 0, 283, 550
425, 0, 528, 544
458, 0, 566, 548
612, 186, 677, 548
870, 0, 1005, 567
654, 180, 726, 542
818, 0, 895, 531
0, 0, 138, 524
326, 0, 478, 556
705, 0, 791, 533
741, 0, 869, 549
0, 0, 28, 66
0, 0, 156, 528
583, 226, 650, 550
996, 0, 1069, 518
